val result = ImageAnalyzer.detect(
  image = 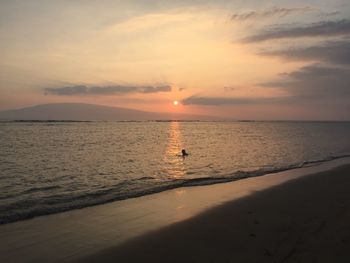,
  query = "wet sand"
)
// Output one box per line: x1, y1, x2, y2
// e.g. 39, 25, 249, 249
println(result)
82, 164, 350, 263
